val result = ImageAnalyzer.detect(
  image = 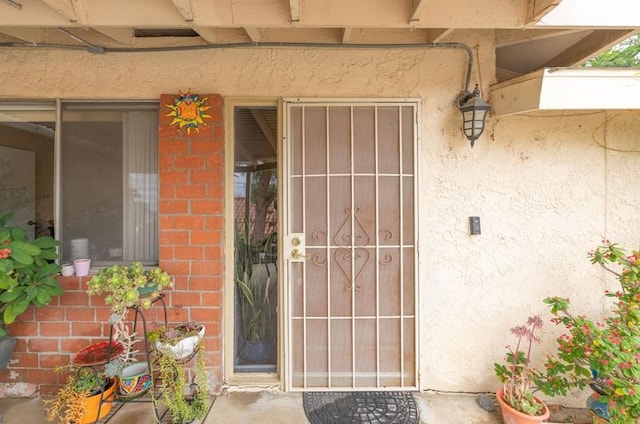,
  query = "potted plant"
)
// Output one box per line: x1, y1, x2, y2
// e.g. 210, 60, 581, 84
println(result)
147, 321, 206, 362
101, 317, 142, 384
150, 325, 209, 423
538, 241, 640, 424
494, 314, 550, 423
87, 262, 170, 387
87, 262, 172, 316
234, 233, 277, 363
44, 365, 117, 424
0, 212, 63, 368
117, 360, 152, 399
